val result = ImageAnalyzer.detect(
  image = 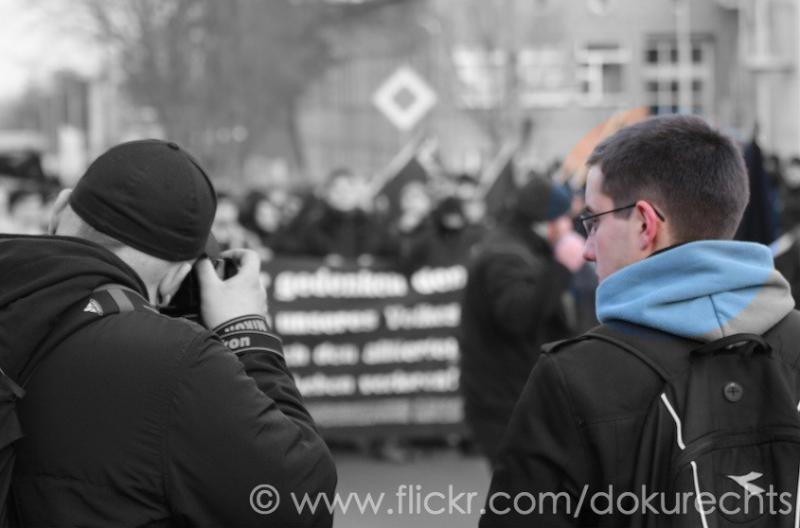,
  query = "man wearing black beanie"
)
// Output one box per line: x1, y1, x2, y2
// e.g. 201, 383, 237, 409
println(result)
0, 140, 336, 527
